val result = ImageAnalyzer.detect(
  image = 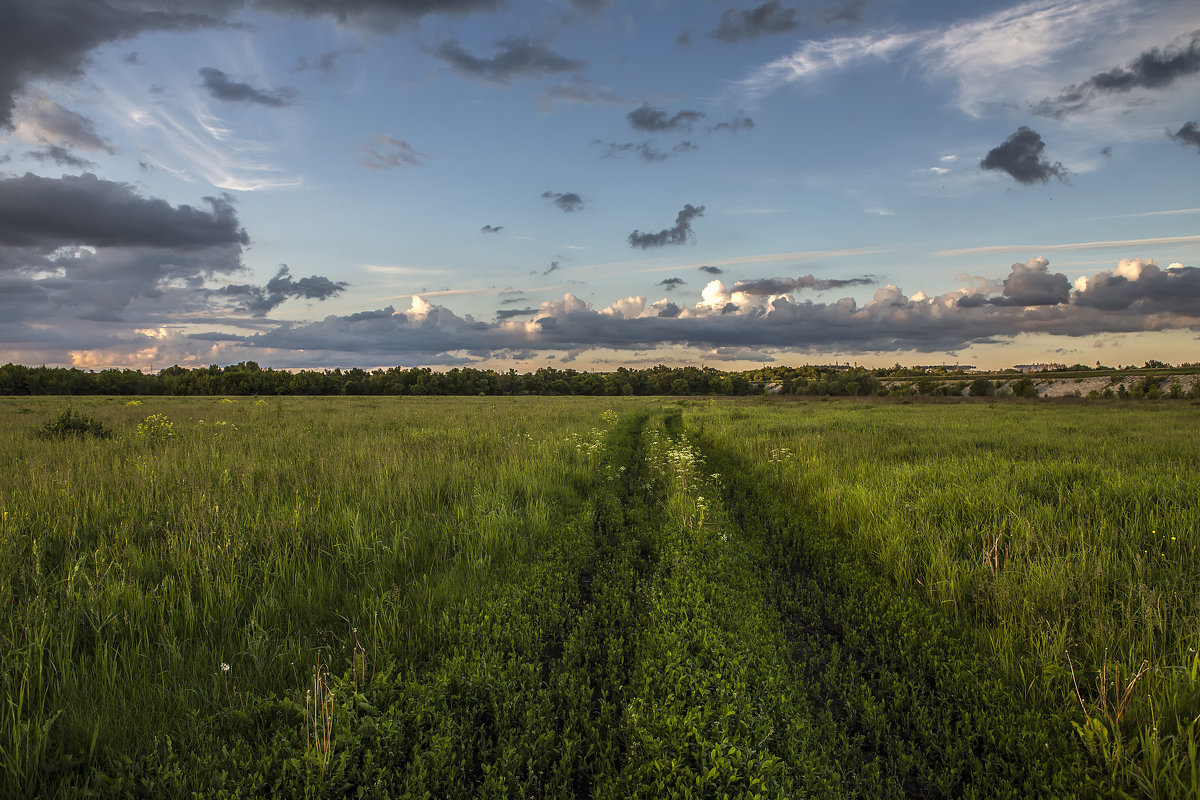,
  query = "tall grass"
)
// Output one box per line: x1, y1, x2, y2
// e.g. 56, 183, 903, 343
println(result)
688, 398, 1200, 796
0, 395, 635, 795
